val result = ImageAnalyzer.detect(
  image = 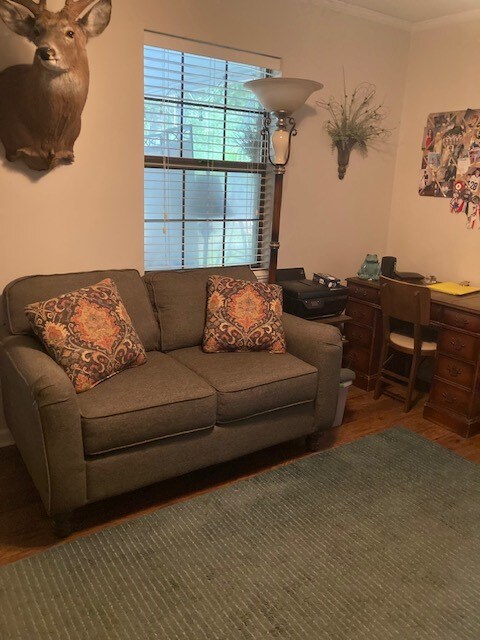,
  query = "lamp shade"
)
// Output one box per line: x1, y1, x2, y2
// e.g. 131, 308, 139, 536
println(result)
244, 77, 323, 114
